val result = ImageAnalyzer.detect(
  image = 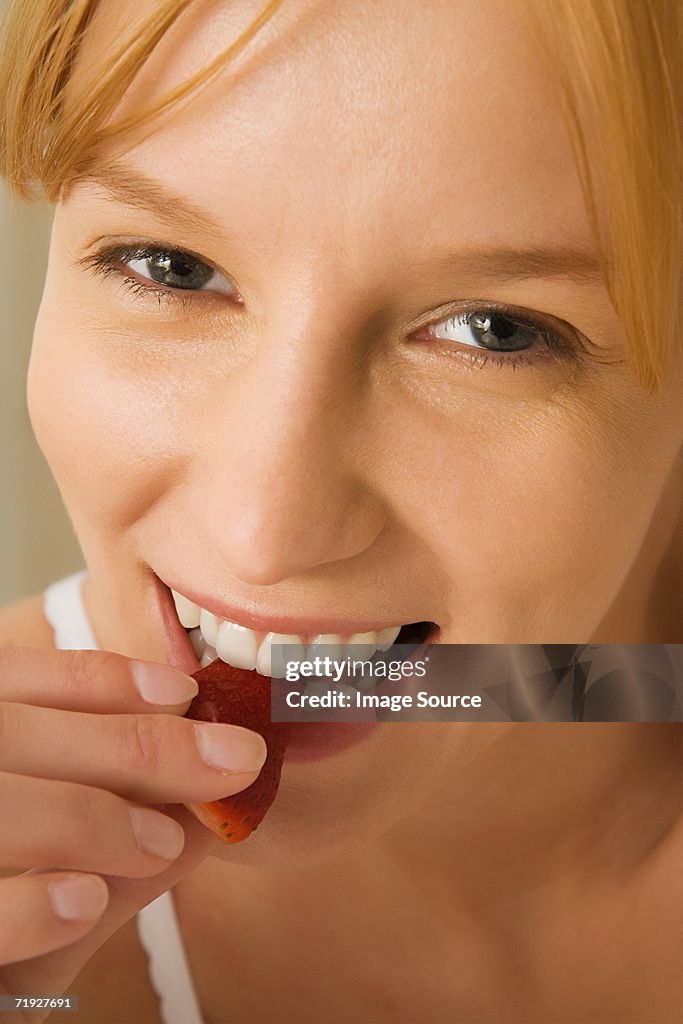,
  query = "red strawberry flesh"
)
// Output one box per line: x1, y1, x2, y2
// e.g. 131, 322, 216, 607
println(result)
185, 659, 290, 843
